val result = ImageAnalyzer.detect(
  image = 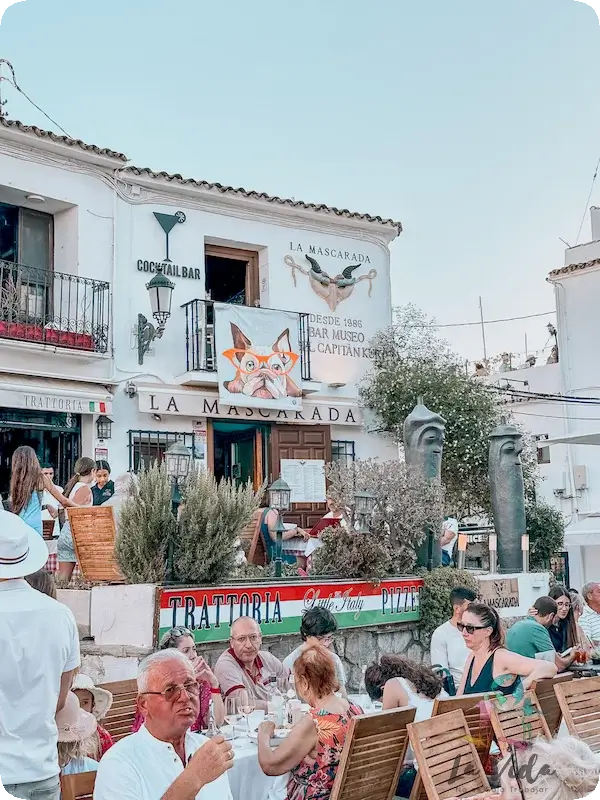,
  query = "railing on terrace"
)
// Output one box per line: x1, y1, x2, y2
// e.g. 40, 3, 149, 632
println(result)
182, 299, 312, 381
0, 261, 110, 354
